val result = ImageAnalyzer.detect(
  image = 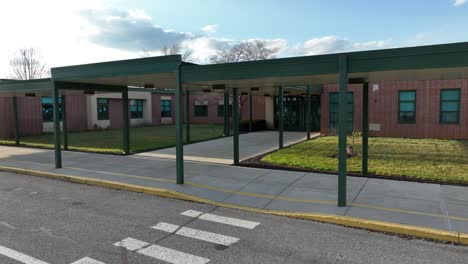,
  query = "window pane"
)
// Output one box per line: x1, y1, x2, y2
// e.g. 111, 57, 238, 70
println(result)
441, 112, 458, 123
441, 90, 460, 101
399, 91, 416, 101
400, 102, 415, 111
399, 112, 415, 122
441, 101, 459, 111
